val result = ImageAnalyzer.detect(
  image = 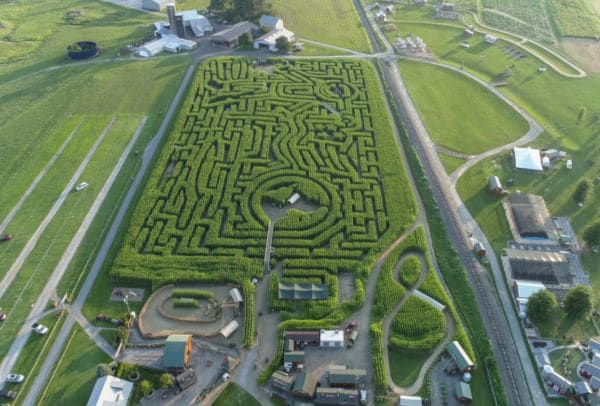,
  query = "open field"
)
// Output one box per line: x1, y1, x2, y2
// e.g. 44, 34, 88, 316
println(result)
0, 0, 160, 82
481, 0, 555, 43
549, 347, 586, 383
561, 38, 600, 72
399, 60, 528, 155
37, 325, 111, 406
270, 0, 372, 53
388, 350, 430, 387
547, 0, 600, 38
439, 154, 467, 174
213, 382, 261, 406
111, 57, 417, 346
